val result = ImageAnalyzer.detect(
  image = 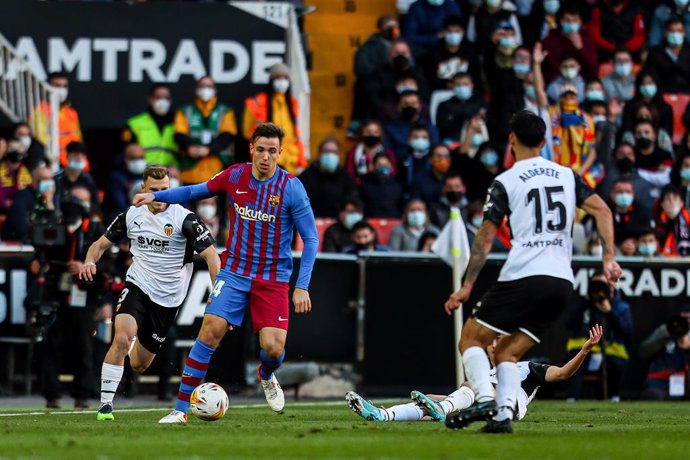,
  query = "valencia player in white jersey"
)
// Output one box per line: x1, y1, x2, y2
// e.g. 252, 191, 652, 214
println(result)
444, 111, 622, 433
78, 166, 220, 421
